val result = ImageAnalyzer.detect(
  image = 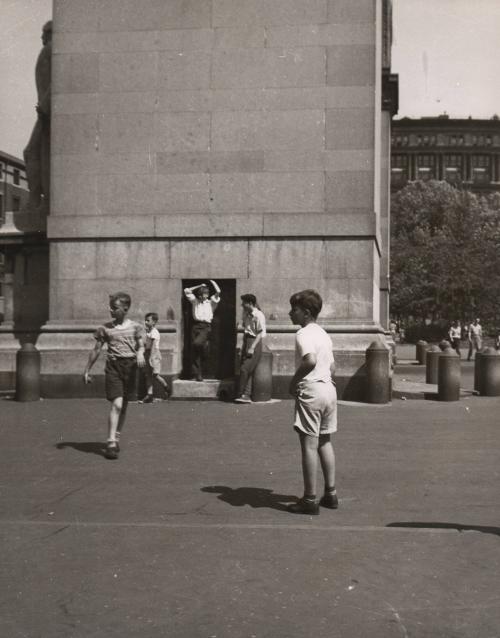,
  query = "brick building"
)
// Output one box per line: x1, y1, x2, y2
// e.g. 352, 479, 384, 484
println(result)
391, 115, 500, 193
